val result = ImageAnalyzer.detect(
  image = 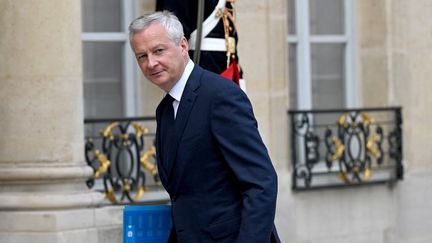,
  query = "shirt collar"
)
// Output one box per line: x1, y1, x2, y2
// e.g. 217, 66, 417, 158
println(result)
169, 59, 194, 102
